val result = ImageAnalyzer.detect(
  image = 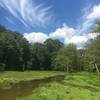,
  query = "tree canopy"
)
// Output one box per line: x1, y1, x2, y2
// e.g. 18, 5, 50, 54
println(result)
0, 22, 100, 73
